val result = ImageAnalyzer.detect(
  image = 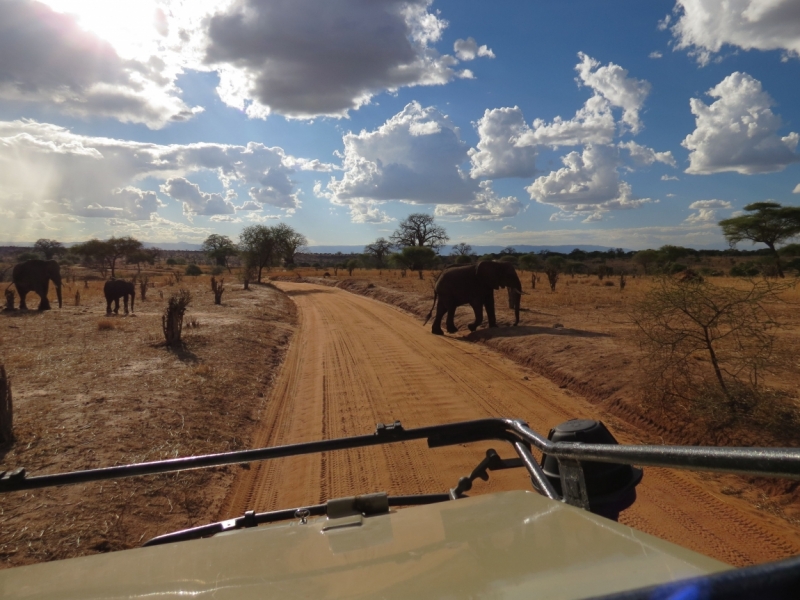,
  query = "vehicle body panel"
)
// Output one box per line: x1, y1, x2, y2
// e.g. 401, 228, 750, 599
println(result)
0, 491, 728, 599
